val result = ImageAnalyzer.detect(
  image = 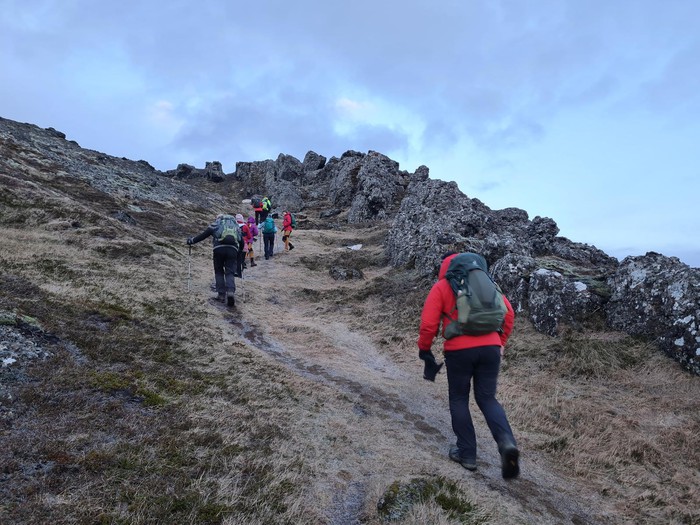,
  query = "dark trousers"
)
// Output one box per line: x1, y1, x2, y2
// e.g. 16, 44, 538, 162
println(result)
263, 233, 275, 259
444, 345, 516, 462
236, 248, 246, 277
259, 210, 269, 224
212, 246, 238, 293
